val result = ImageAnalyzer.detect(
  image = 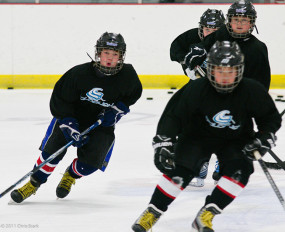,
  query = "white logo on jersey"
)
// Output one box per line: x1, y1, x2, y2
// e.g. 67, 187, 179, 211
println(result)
80, 88, 113, 107
206, 110, 240, 130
